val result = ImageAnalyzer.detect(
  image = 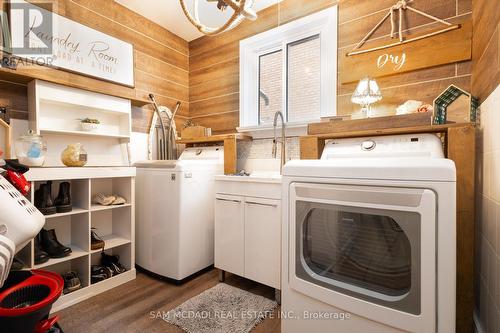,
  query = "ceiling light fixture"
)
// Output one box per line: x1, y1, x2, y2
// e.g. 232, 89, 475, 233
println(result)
179, 0, 257, 36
